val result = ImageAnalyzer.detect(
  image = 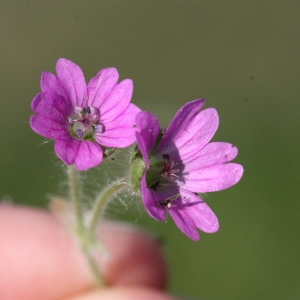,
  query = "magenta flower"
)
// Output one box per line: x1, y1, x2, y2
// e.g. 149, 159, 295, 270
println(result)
135, 99, 243, 240
30, 58, 140, 170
